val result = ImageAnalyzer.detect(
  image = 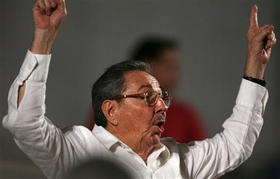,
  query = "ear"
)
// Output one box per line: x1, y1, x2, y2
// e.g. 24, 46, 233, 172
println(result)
101, 100, 119, 126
